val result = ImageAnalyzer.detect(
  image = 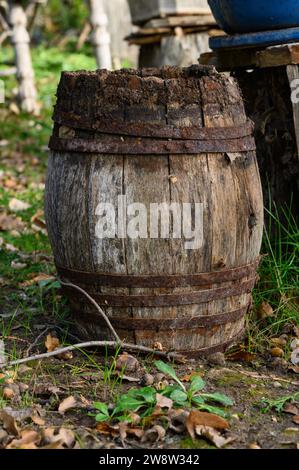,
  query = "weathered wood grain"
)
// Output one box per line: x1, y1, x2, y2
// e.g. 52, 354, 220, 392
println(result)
45, 66, 263, 355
